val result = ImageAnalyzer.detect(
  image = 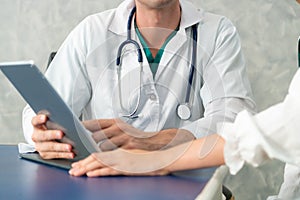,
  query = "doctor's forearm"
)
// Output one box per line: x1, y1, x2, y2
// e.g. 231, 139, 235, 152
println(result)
158, 128, 196, 148
165, 134, 225, 172
132, 128, 196, 151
